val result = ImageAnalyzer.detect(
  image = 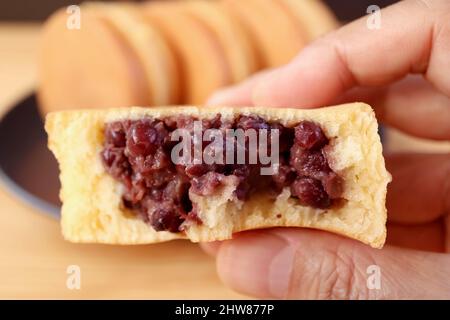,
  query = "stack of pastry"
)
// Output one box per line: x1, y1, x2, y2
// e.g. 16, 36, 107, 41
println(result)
38, 0, 338, 114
